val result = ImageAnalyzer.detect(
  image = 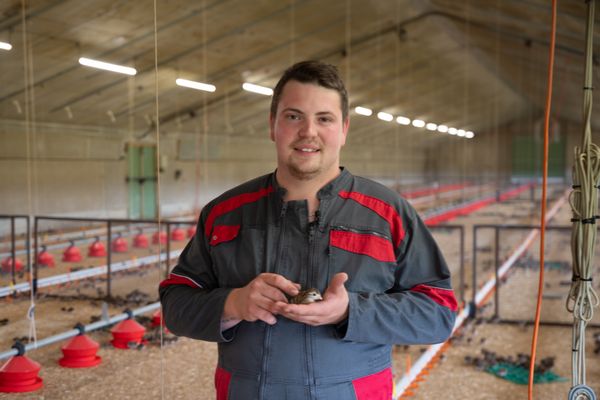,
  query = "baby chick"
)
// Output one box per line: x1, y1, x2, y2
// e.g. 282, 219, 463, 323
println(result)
290, 288, 323, 304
